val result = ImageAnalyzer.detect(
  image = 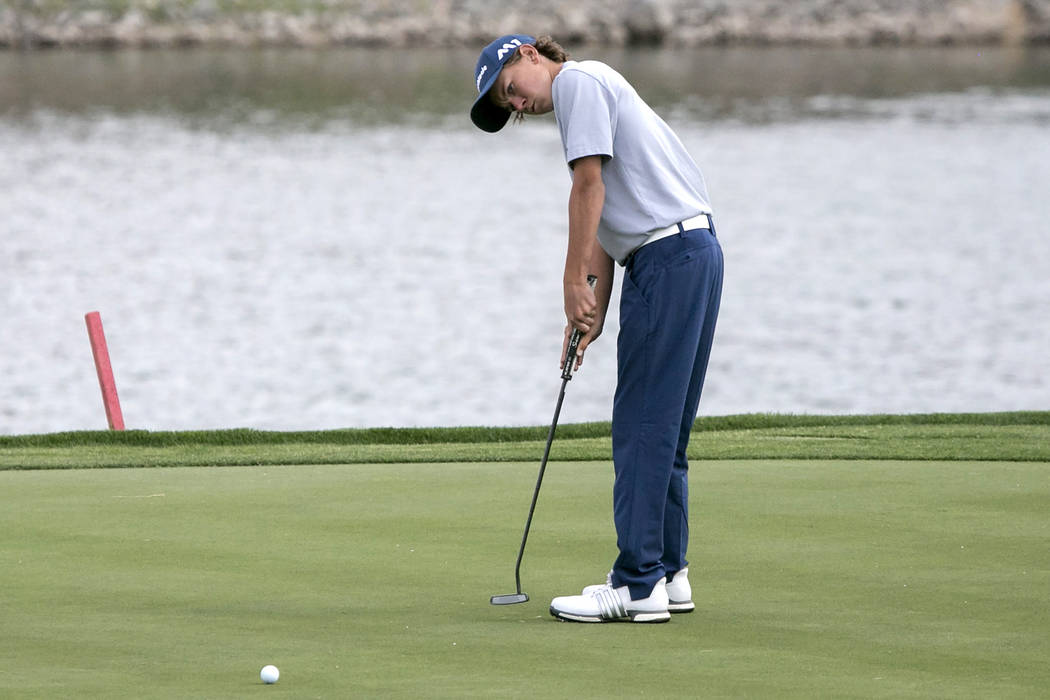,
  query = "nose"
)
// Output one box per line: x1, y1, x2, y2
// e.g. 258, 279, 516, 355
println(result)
511, 96, 526, 112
